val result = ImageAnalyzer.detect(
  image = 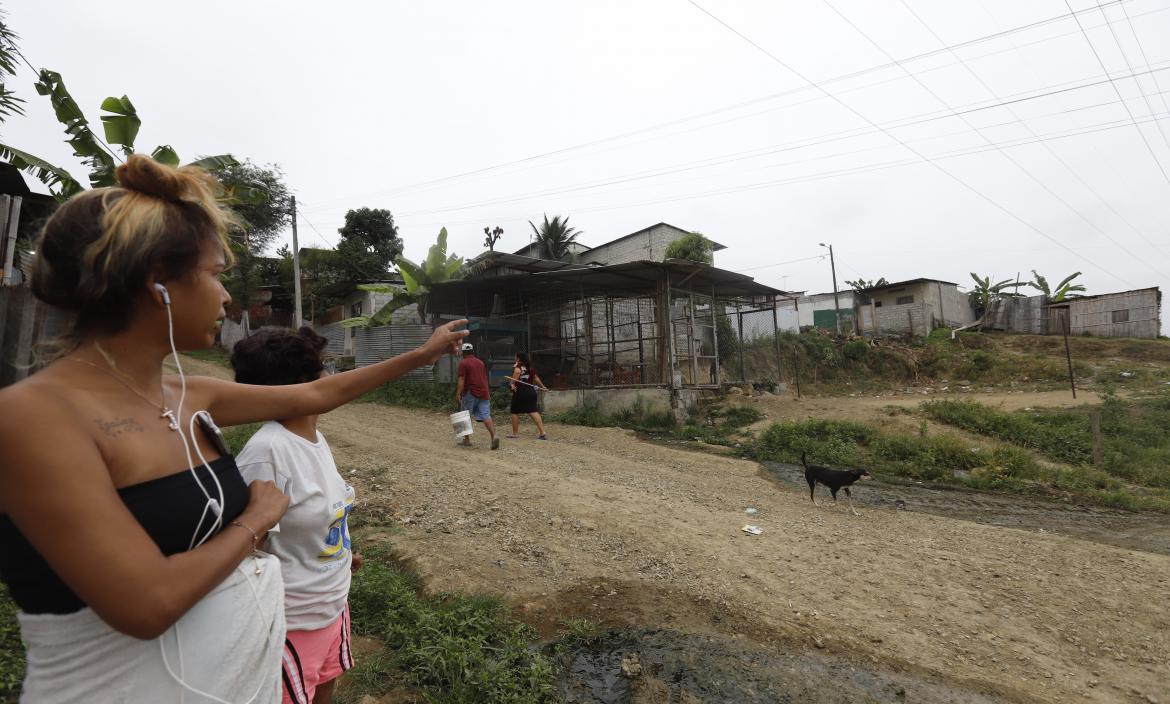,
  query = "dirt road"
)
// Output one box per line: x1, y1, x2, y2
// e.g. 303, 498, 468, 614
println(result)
184, 359, 1169, 703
